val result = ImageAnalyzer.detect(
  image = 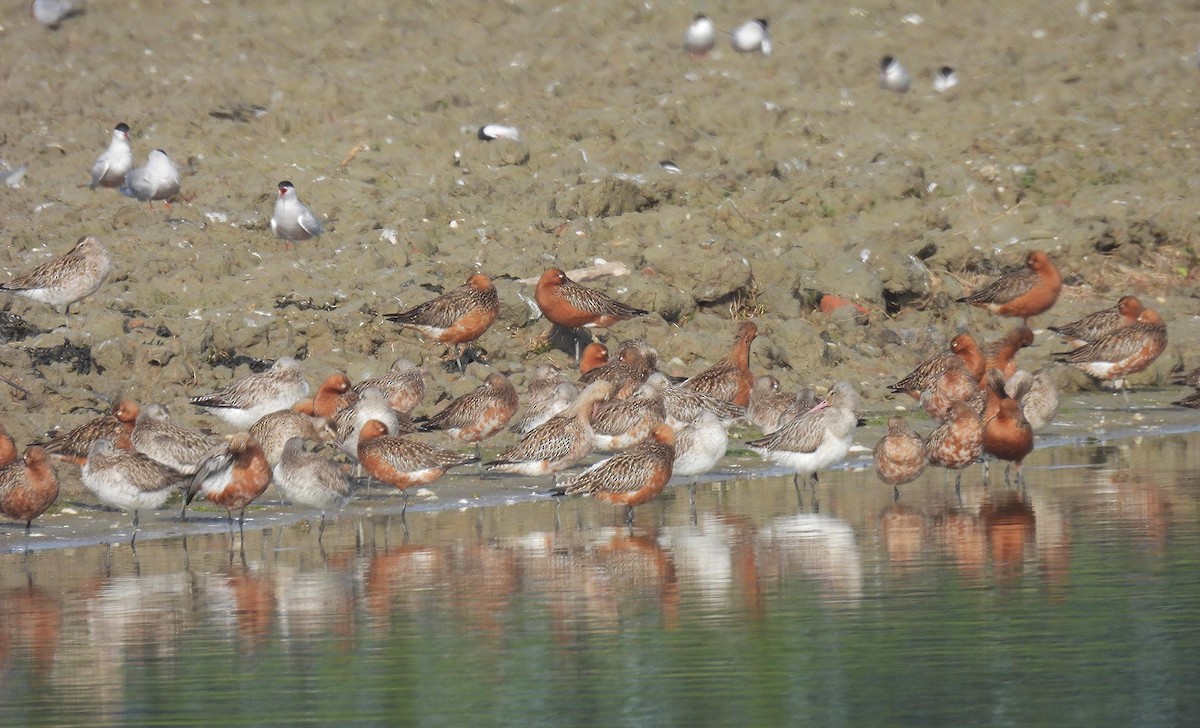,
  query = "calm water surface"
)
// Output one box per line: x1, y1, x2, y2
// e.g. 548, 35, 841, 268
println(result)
2, 429, 1199, 726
